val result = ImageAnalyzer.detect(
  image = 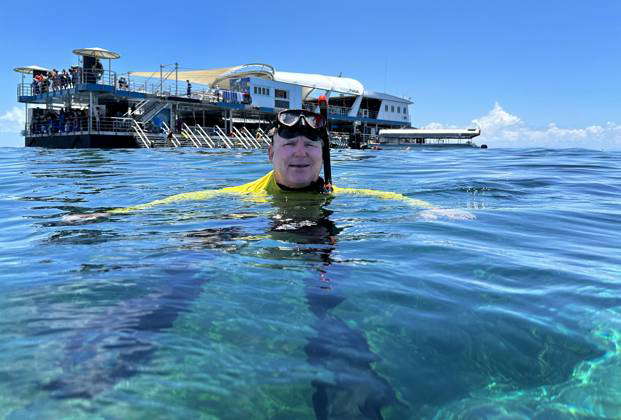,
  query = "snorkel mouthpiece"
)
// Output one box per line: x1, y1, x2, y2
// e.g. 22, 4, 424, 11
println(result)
317, 96, 332, 192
